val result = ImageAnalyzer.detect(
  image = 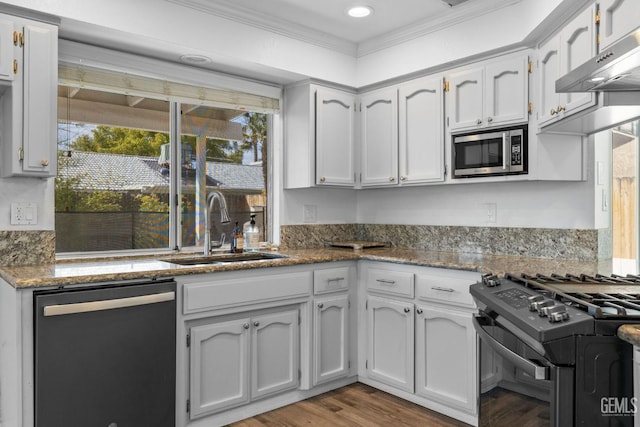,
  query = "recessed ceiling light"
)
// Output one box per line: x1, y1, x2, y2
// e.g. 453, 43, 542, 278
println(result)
180, 54, 212, 64
347, 5, 374, 18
